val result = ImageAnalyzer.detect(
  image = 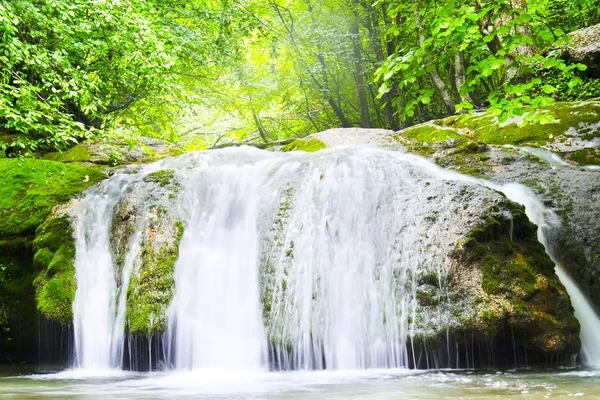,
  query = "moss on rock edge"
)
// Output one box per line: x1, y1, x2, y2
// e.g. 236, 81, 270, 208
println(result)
32, 213, 76, 325
281, 137, 326, 152
126, 221, 184, 334
0, 159, 106, 242
451, 200, 580, 354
